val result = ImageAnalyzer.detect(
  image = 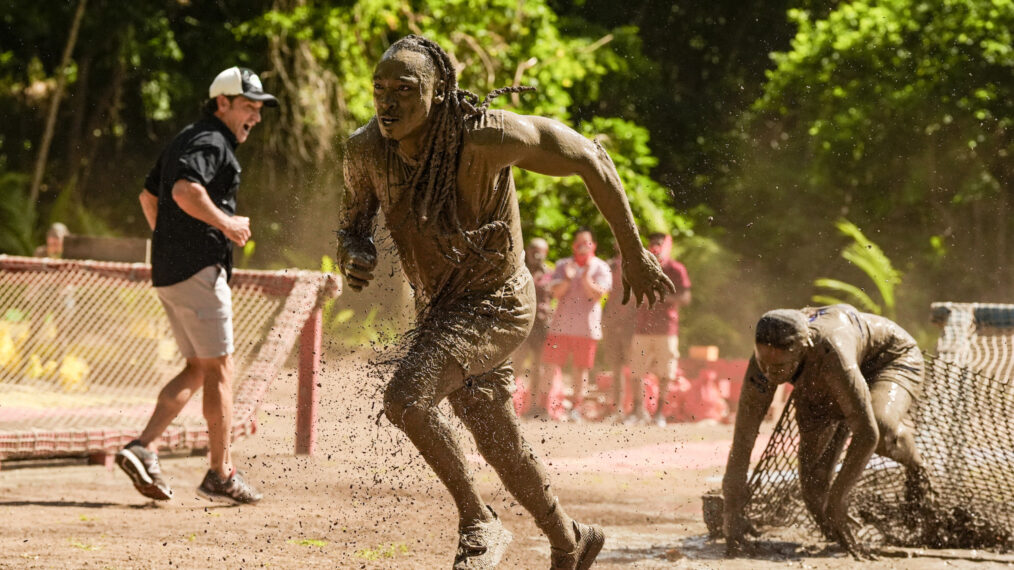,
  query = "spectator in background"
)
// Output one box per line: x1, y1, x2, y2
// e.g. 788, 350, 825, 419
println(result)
627, 232, 691, 427
596, 250, 638, 423
34, 222, 70, 258
541, 228, 612, 422
516, 237, 554, 418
